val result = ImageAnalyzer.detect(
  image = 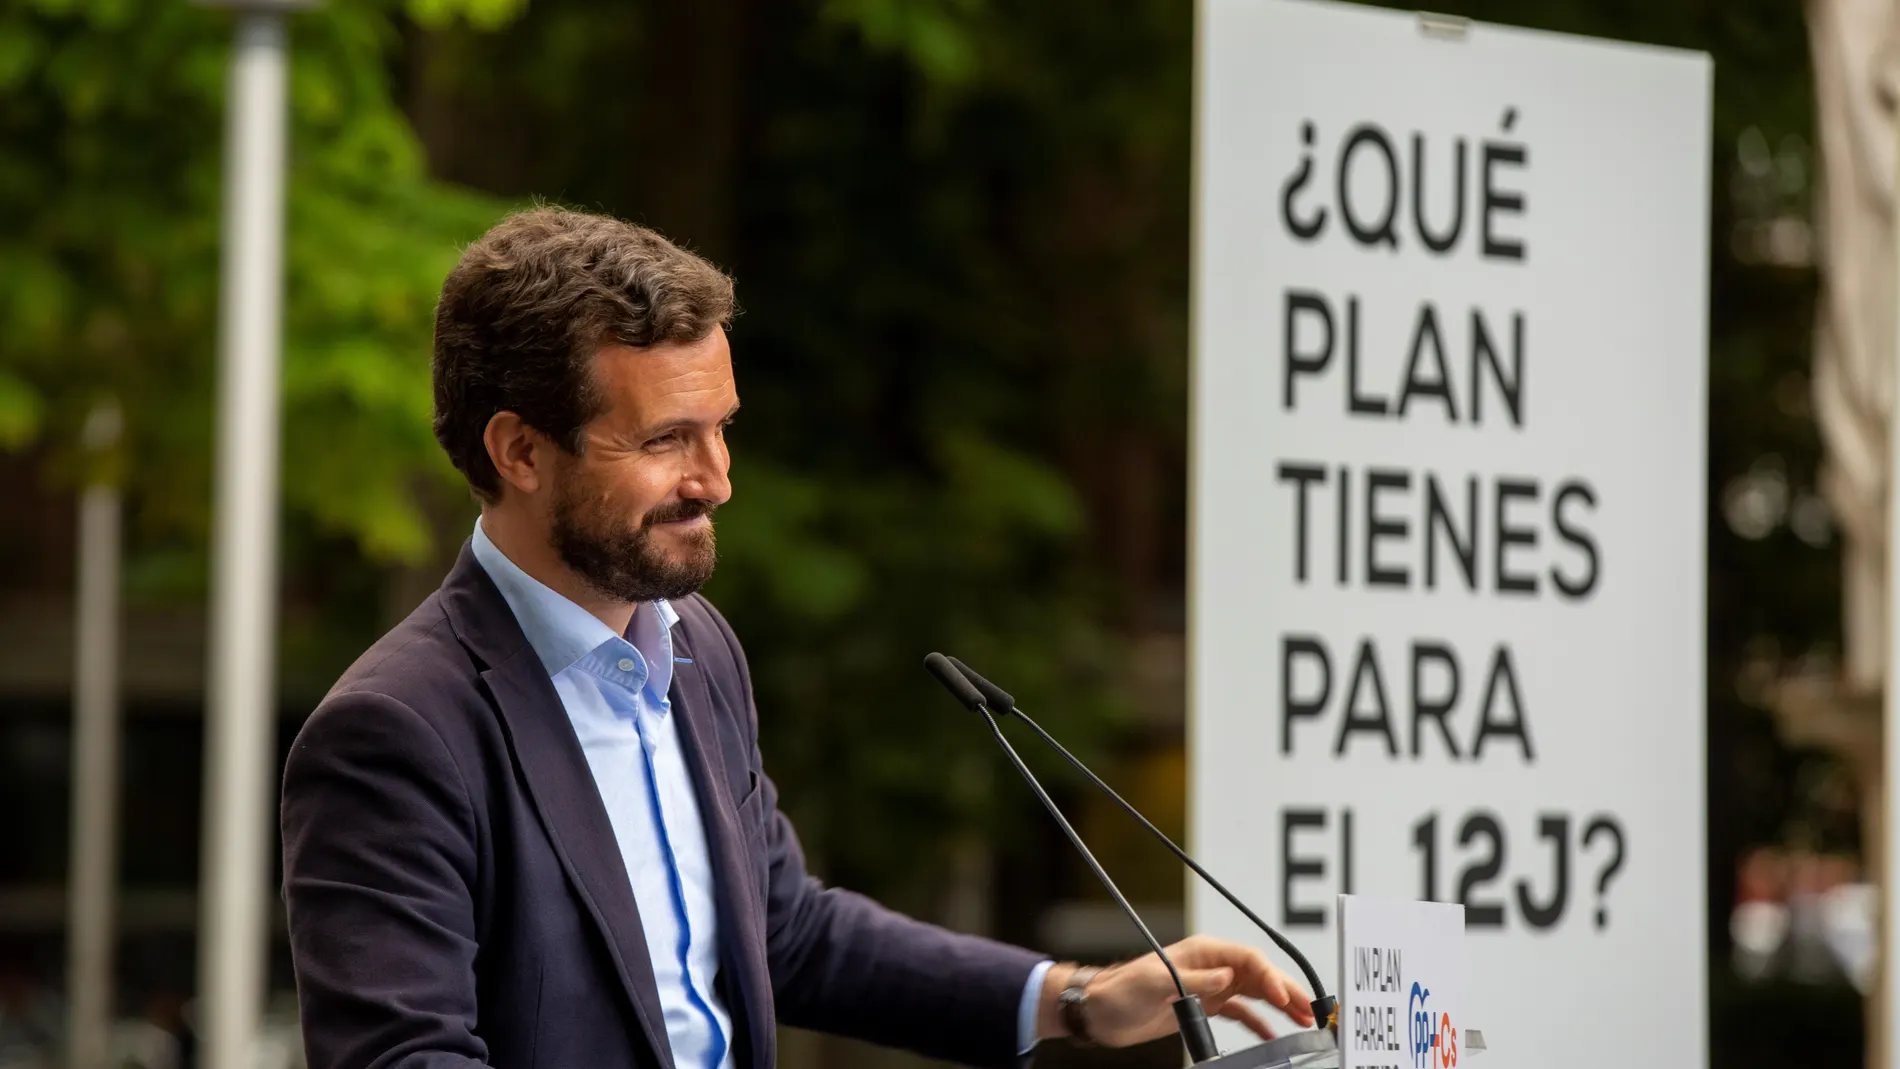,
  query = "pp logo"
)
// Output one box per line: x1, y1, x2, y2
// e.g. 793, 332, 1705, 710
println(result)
1408, 981, 1458, 1069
